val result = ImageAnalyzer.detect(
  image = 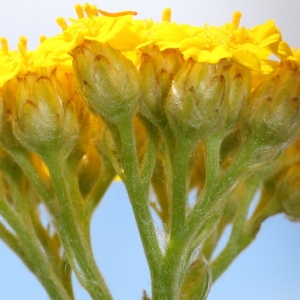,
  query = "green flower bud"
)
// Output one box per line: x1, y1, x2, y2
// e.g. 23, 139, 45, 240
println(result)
166, 59, 240, 138
225, 63, 252, 127
139, 47, 183, 125
275, 164, 300, 221
13, 71, 78, 155
243, 60, 300, 148
57, 70, 92, 154
71, 40, 141, 123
